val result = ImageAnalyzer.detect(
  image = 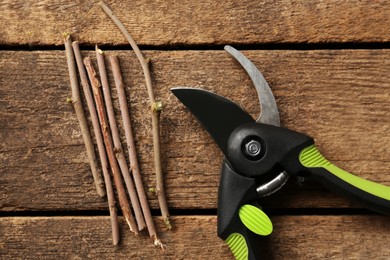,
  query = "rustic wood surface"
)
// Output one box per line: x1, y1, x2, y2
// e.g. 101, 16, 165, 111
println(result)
1, 0, 390, 259
2, 0, 390, 46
